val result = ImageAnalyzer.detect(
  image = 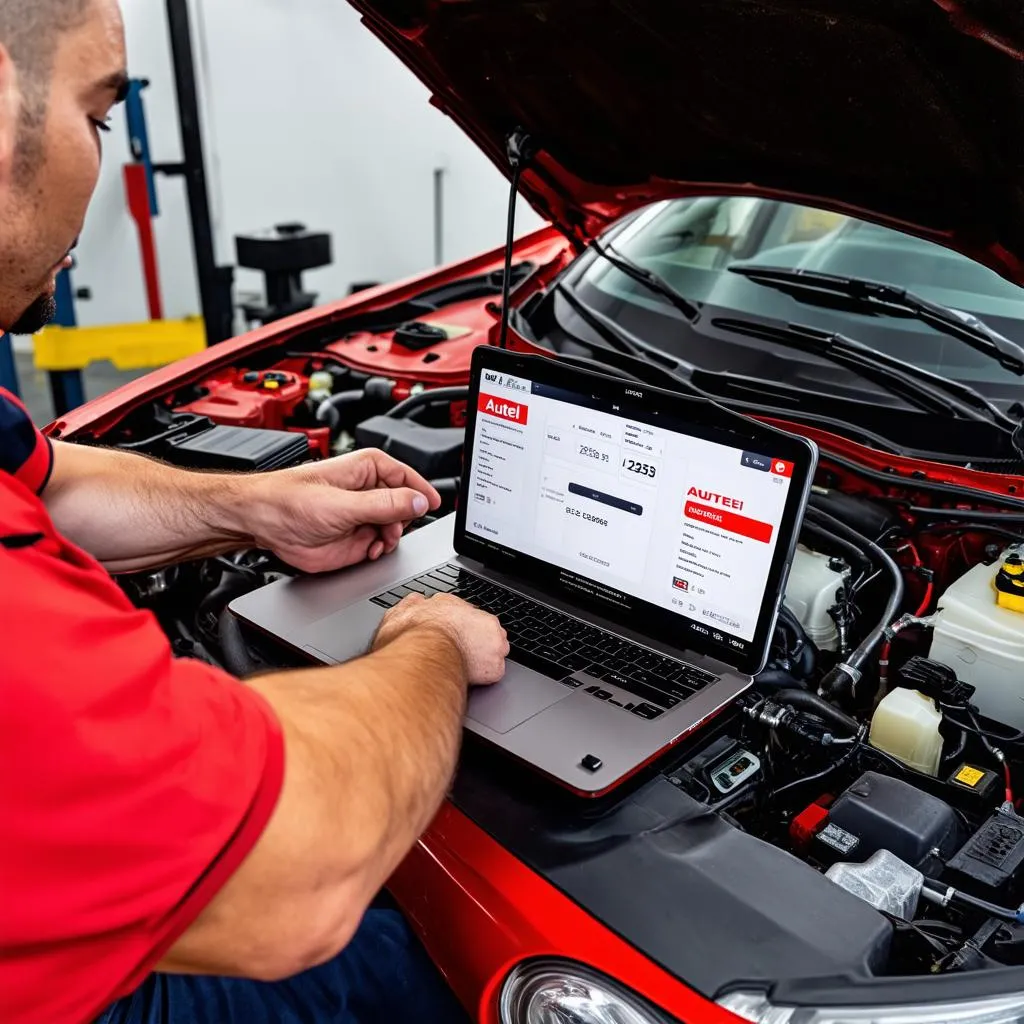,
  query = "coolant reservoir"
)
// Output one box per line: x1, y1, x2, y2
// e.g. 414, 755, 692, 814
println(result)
783, 544, 851, 651
869, 688, 943, 777
928, 546, 1024, 730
